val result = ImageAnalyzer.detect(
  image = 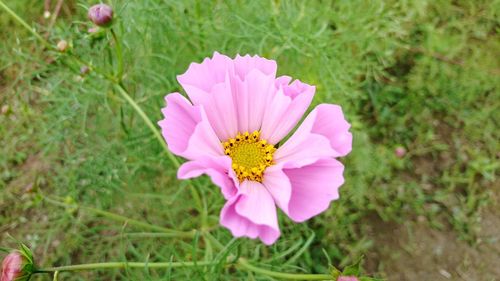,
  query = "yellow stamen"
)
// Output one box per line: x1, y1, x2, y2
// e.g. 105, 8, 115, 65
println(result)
222, 130, 275, 183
